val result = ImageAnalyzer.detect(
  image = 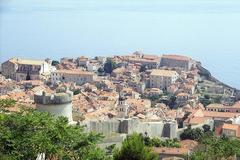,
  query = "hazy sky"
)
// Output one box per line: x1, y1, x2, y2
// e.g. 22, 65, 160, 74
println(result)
0, 0, 240, 88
